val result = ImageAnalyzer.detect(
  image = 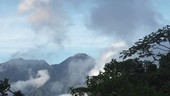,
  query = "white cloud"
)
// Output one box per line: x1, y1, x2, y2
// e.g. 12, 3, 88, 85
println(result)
18, 0, 68, 44
18, 0, 36, 13
89, 41, 127, 76
12, 70, 50, 92
18, 0, 50, 14
59, 94, 71, 96
64, 25, 111, 49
